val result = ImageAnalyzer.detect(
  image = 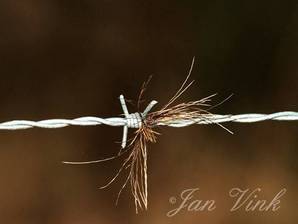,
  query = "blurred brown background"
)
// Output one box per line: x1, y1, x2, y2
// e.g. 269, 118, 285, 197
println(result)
0, 1, 297, 223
